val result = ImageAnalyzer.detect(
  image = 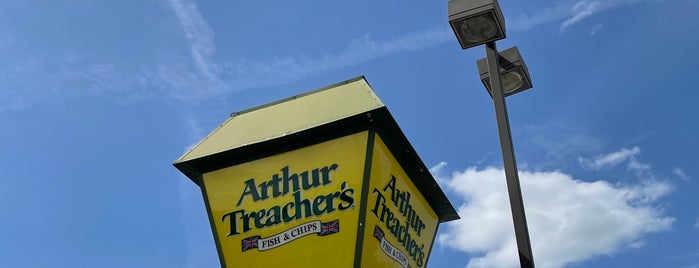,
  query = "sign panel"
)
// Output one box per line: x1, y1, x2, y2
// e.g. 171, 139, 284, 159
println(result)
202, 132, 368, 267
360, 134, 440, 268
